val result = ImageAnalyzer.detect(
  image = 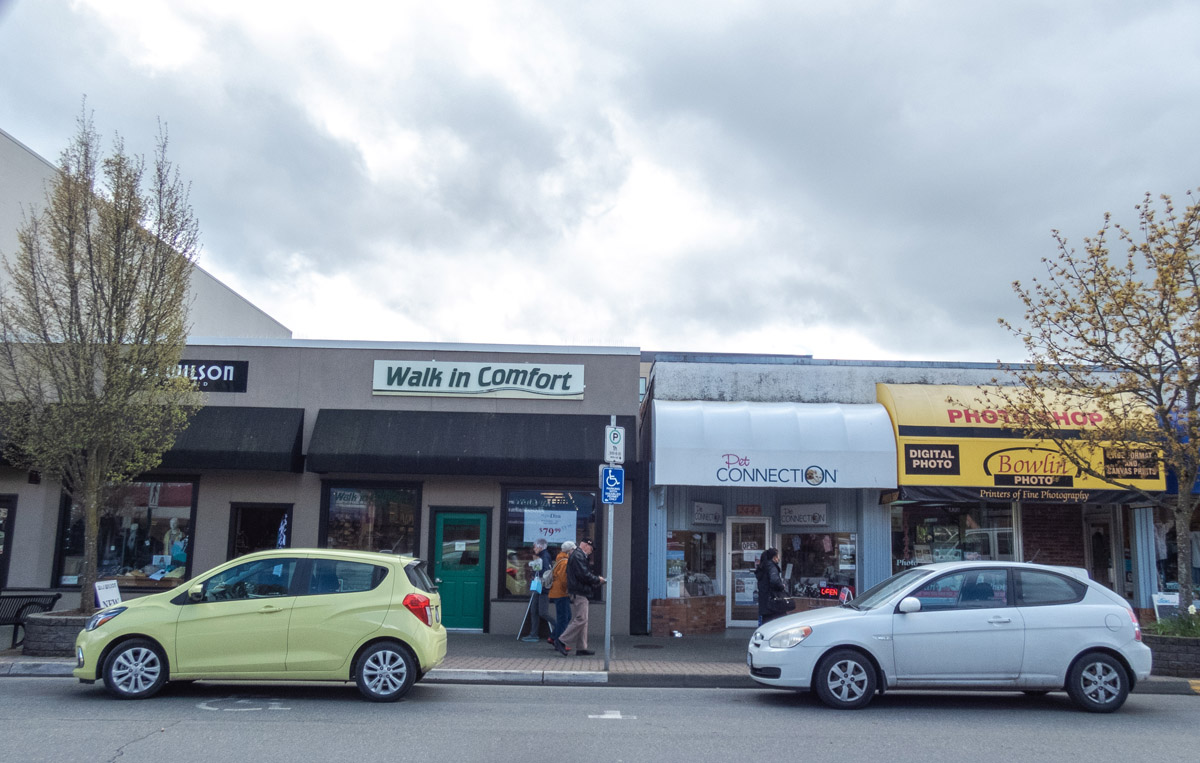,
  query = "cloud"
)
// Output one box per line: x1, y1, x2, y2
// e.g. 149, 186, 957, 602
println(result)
2, 1, 1198, 363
